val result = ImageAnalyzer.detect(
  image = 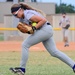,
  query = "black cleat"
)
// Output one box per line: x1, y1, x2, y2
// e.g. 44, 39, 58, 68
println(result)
64, 44, 69, 47
10, 67, 25, 75
73, 65, 75, 73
